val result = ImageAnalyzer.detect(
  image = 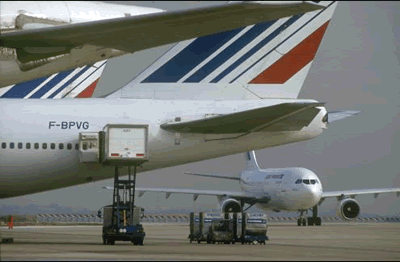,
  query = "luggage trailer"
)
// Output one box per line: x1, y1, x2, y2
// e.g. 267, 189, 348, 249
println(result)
189, 212, 269, 245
